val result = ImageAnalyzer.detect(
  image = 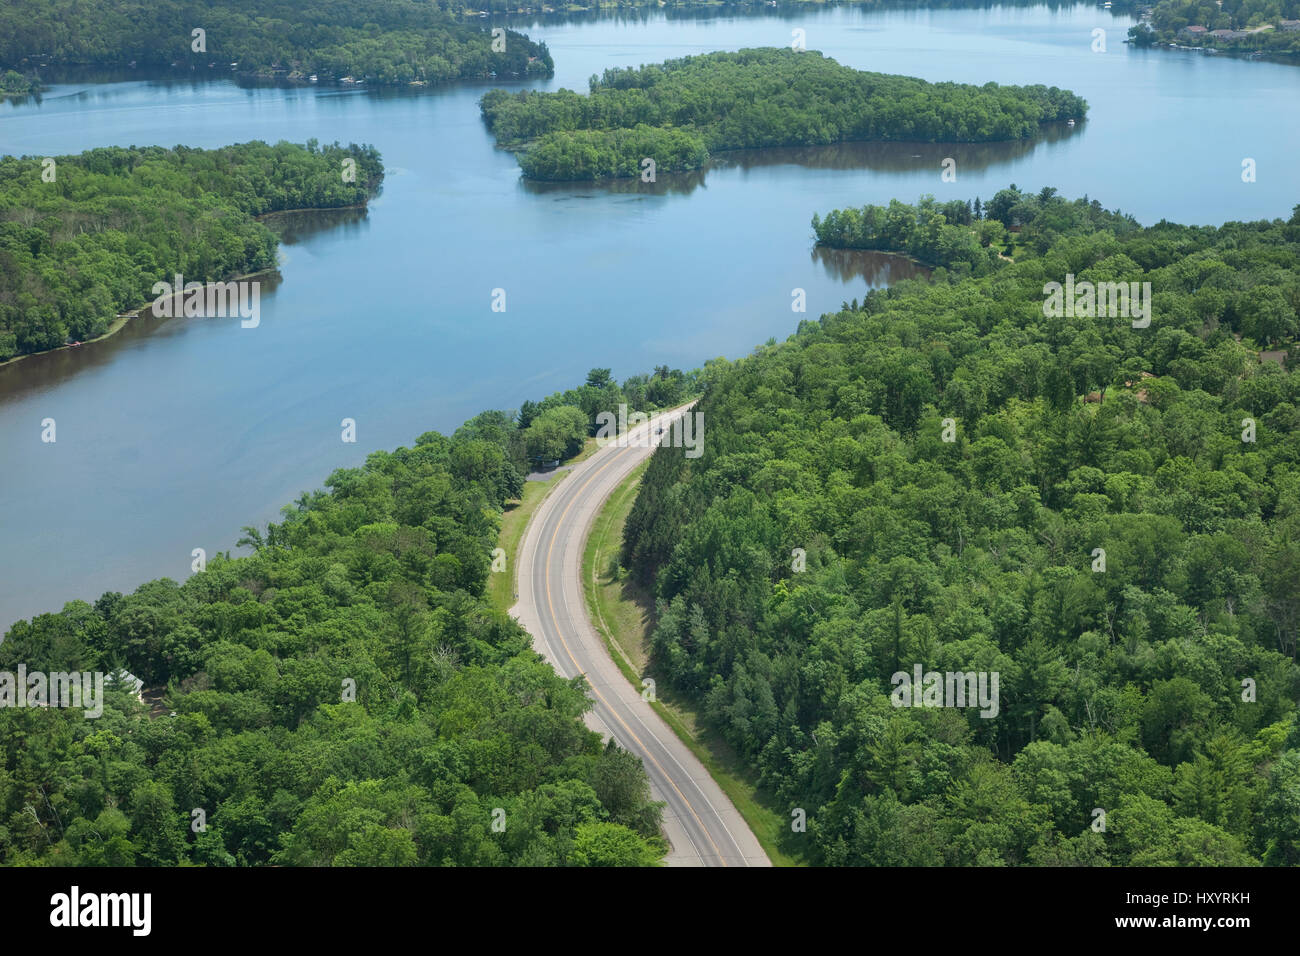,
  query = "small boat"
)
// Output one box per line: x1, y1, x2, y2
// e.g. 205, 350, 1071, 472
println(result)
309, 74, 318, 82
1067, 118, 1075, 126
